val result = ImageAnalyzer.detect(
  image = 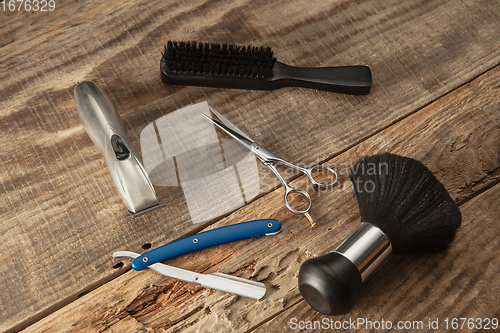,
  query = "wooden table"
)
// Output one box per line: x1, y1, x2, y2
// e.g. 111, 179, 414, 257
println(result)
1, 0, 499, 332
